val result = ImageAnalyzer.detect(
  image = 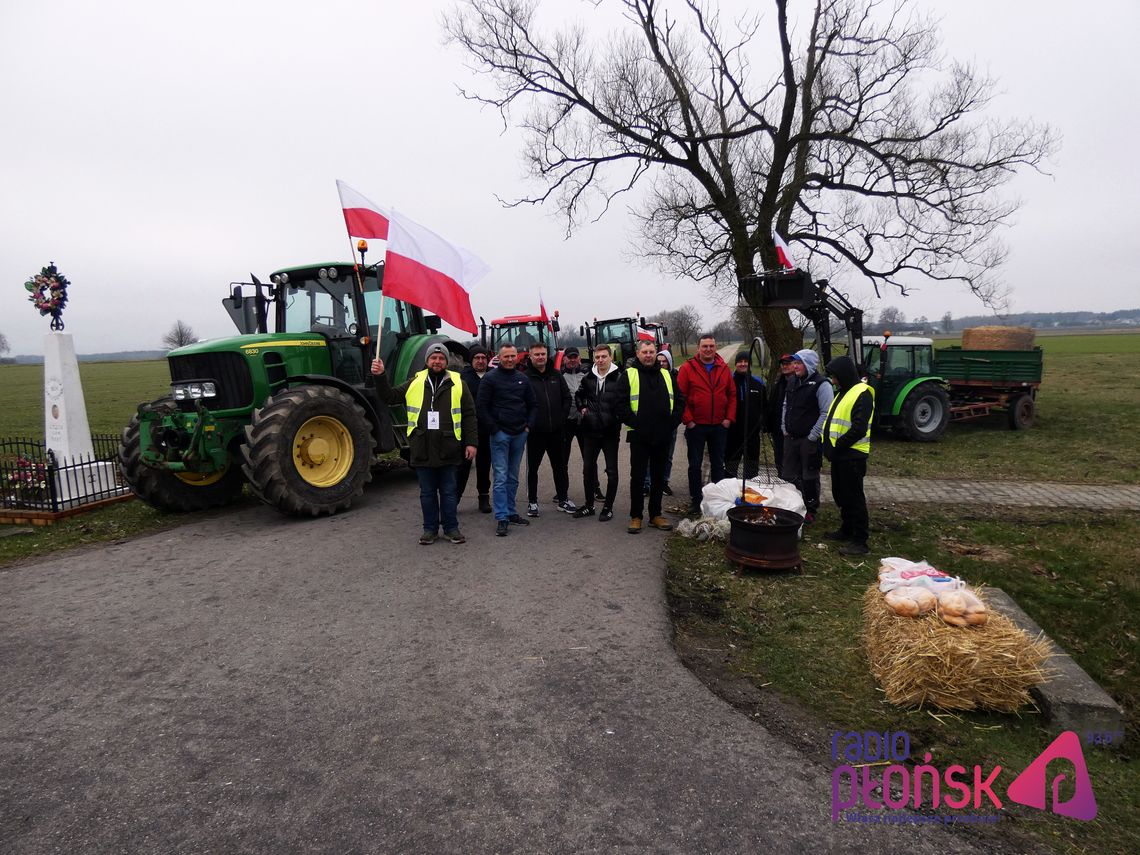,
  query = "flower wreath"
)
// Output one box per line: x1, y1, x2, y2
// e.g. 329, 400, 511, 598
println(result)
25, 263, 70, 330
